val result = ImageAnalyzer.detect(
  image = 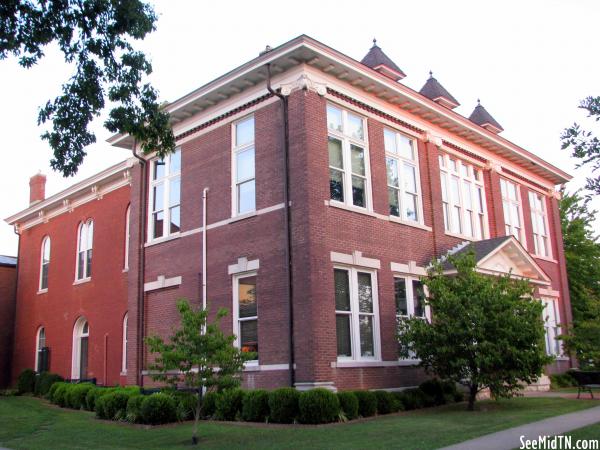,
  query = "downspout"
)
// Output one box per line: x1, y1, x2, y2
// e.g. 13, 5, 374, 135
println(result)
131, 140, 147, 387
266, 63, 295, 387
202, 188, 209, 312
